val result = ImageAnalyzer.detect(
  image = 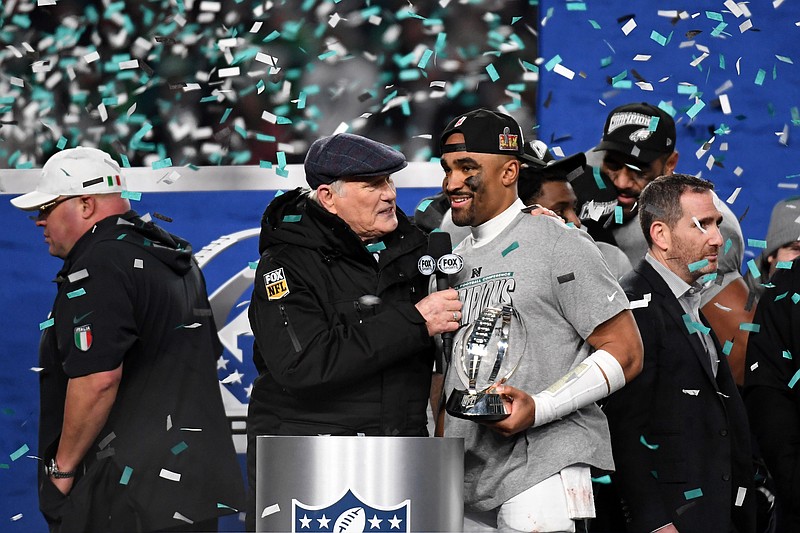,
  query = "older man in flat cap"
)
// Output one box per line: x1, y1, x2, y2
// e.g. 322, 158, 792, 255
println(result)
245, 133, 462, 529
